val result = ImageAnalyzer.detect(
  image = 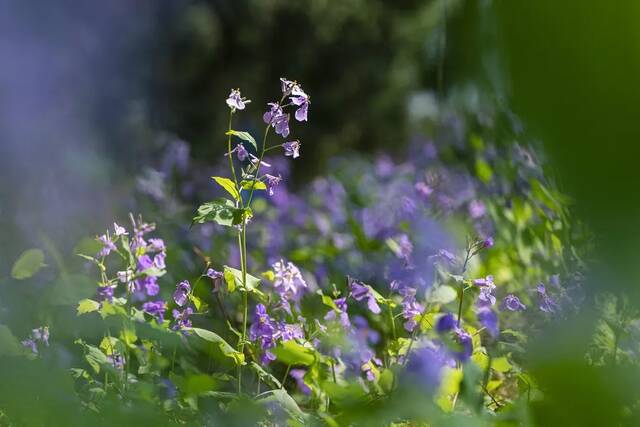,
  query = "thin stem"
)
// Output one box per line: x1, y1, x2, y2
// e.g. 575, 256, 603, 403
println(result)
226, 111, 242, 206
387, 303, 397, 341
281, 364, 292, 389
456, 247, 472, 328
237, 223, 249, 394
